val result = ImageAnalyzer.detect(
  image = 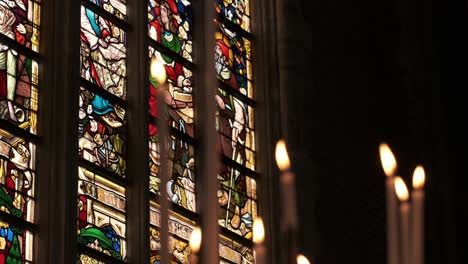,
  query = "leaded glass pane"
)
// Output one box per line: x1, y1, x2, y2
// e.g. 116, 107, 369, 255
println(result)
218, 165, 257, 239
78, 88, 127, 178
77, 166, 127, 261
215, 0, 251, 32
148, 0, 193, 62
149, 203, 195, 263
0, 128, 36, 223
0, 0, 41, 51
0, 43, 39, 134
80, 6, 127, 100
